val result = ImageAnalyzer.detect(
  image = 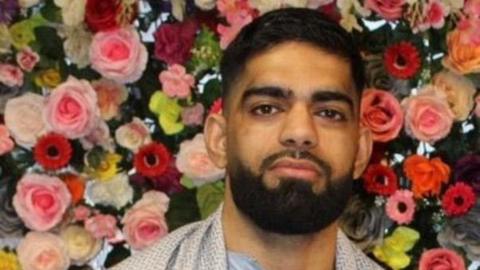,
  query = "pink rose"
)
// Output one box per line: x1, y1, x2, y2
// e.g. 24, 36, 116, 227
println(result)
0, 63, 24, 87
361, 88, 404, 142
85, 214, 118, 240
13, 173, 72, 231
17, 232, 70, 270
417, 0, 449, 31
4, 93, 47, 147
182, 103, 205, 126
402, 85, 454, 144
122, 191, 169, 250
364, 0, 405, 21
92, 78, 128, 121
73, 205, 92, 222
419, 248, 465, 270
44, 76, 100, 139
0, 124, 14, 155
176, 133, 225, 186
159, 64, 195, 99
115, 117, 151, 152
16, 47, 40, 71
218, 9, 254, 49
90, 28, 148, 83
